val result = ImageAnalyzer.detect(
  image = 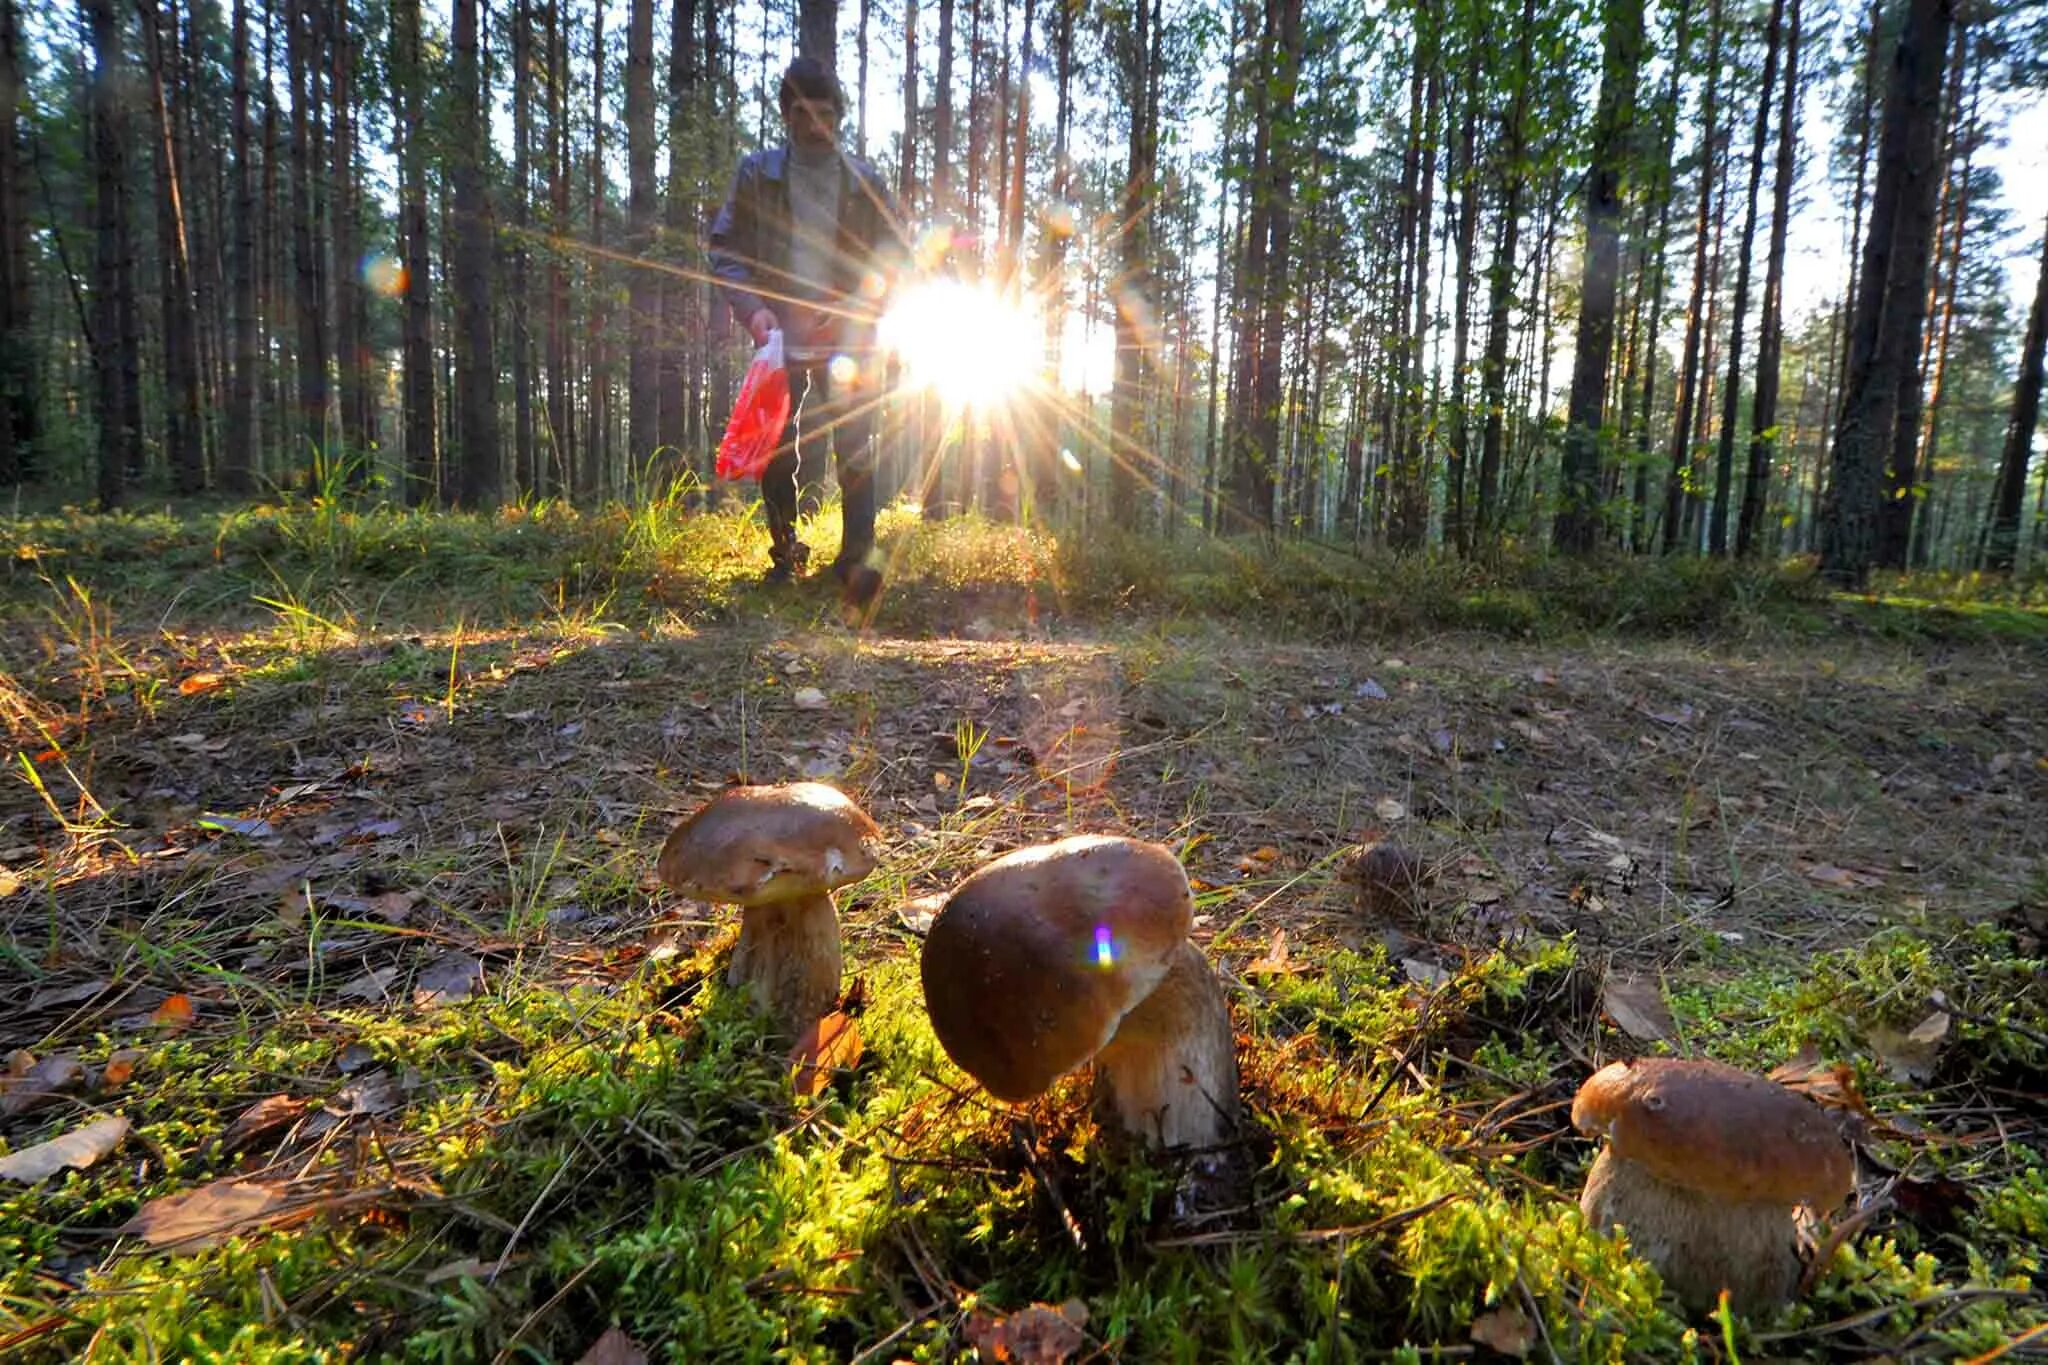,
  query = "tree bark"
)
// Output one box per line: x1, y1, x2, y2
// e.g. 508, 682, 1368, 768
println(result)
1661, 0, 1723, 553
221, 0, 259, 492
330, 0, 367, 471
1986, 216, 2047, 573
511, 0, 536, 496
1555, 0, 1646, 553
451, 0, 500, 507
289, 0, 329, 477
1905, 30, 1980, 569
0, 0, 37, 485
1628, 0, 1691, 552
659, 0, 699, 478
87, 0, 142, 504
586, 0, 610, 503
1707, 0, 1783, 555
1444, 48, 1479, 554
146, 0, 205, 494
393, 0, 435, 503
1736, 0, 1800, 556
1474, 0, 1538, 545
627, 0, 658, 483
800, 0, 836, 71
1821, 0, 1952, 586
